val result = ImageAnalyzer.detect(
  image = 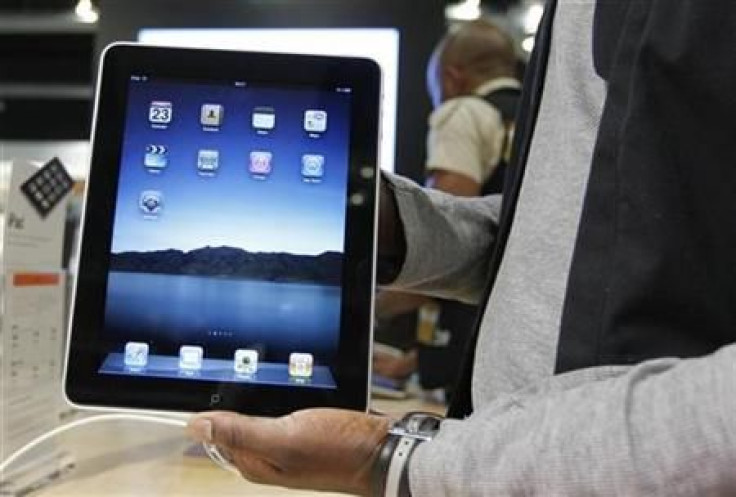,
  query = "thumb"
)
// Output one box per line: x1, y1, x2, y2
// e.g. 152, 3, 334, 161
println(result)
187, 411, 277, 452
187, 413, 215, 444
